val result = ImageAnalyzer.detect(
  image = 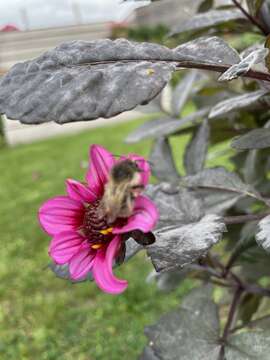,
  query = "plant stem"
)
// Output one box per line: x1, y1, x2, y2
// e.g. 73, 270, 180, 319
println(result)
223, 212, 270, 275
230, 313, 270, 333
245, 283, 270, 297
218, 286, 243, 360
176, 62, 270, 82
222, 212, 269, 276
231, 0, 268, 35
209, 254, 227, 272
209, 278, 232, 288
222, 287, 243, 340
80, 60, 270, 83
224, 249, 243, 276
226, 266, 270, 297
228, 270, 245, 288
223, 212, 270, 225
189, 263, 223, 278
